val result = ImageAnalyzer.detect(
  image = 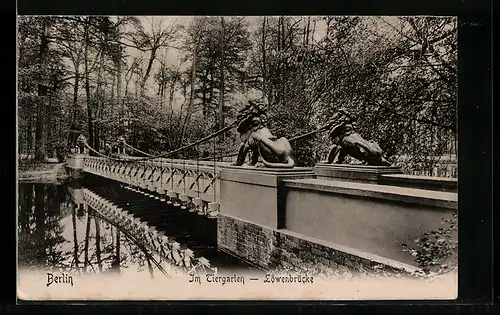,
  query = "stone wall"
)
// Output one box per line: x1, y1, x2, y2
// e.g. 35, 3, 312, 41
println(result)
283, 178, 457, 266
217, 213, 417, 275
